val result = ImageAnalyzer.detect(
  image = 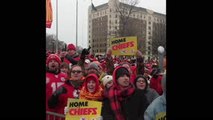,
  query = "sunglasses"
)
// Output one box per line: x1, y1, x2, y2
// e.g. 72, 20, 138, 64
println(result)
71, 70, 82, 74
